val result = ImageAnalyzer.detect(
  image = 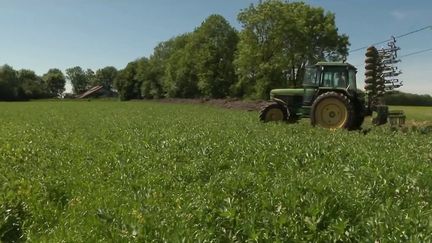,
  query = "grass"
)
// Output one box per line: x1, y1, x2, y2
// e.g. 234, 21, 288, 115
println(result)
0, 101, 432, 242
390, 106, 432, 122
